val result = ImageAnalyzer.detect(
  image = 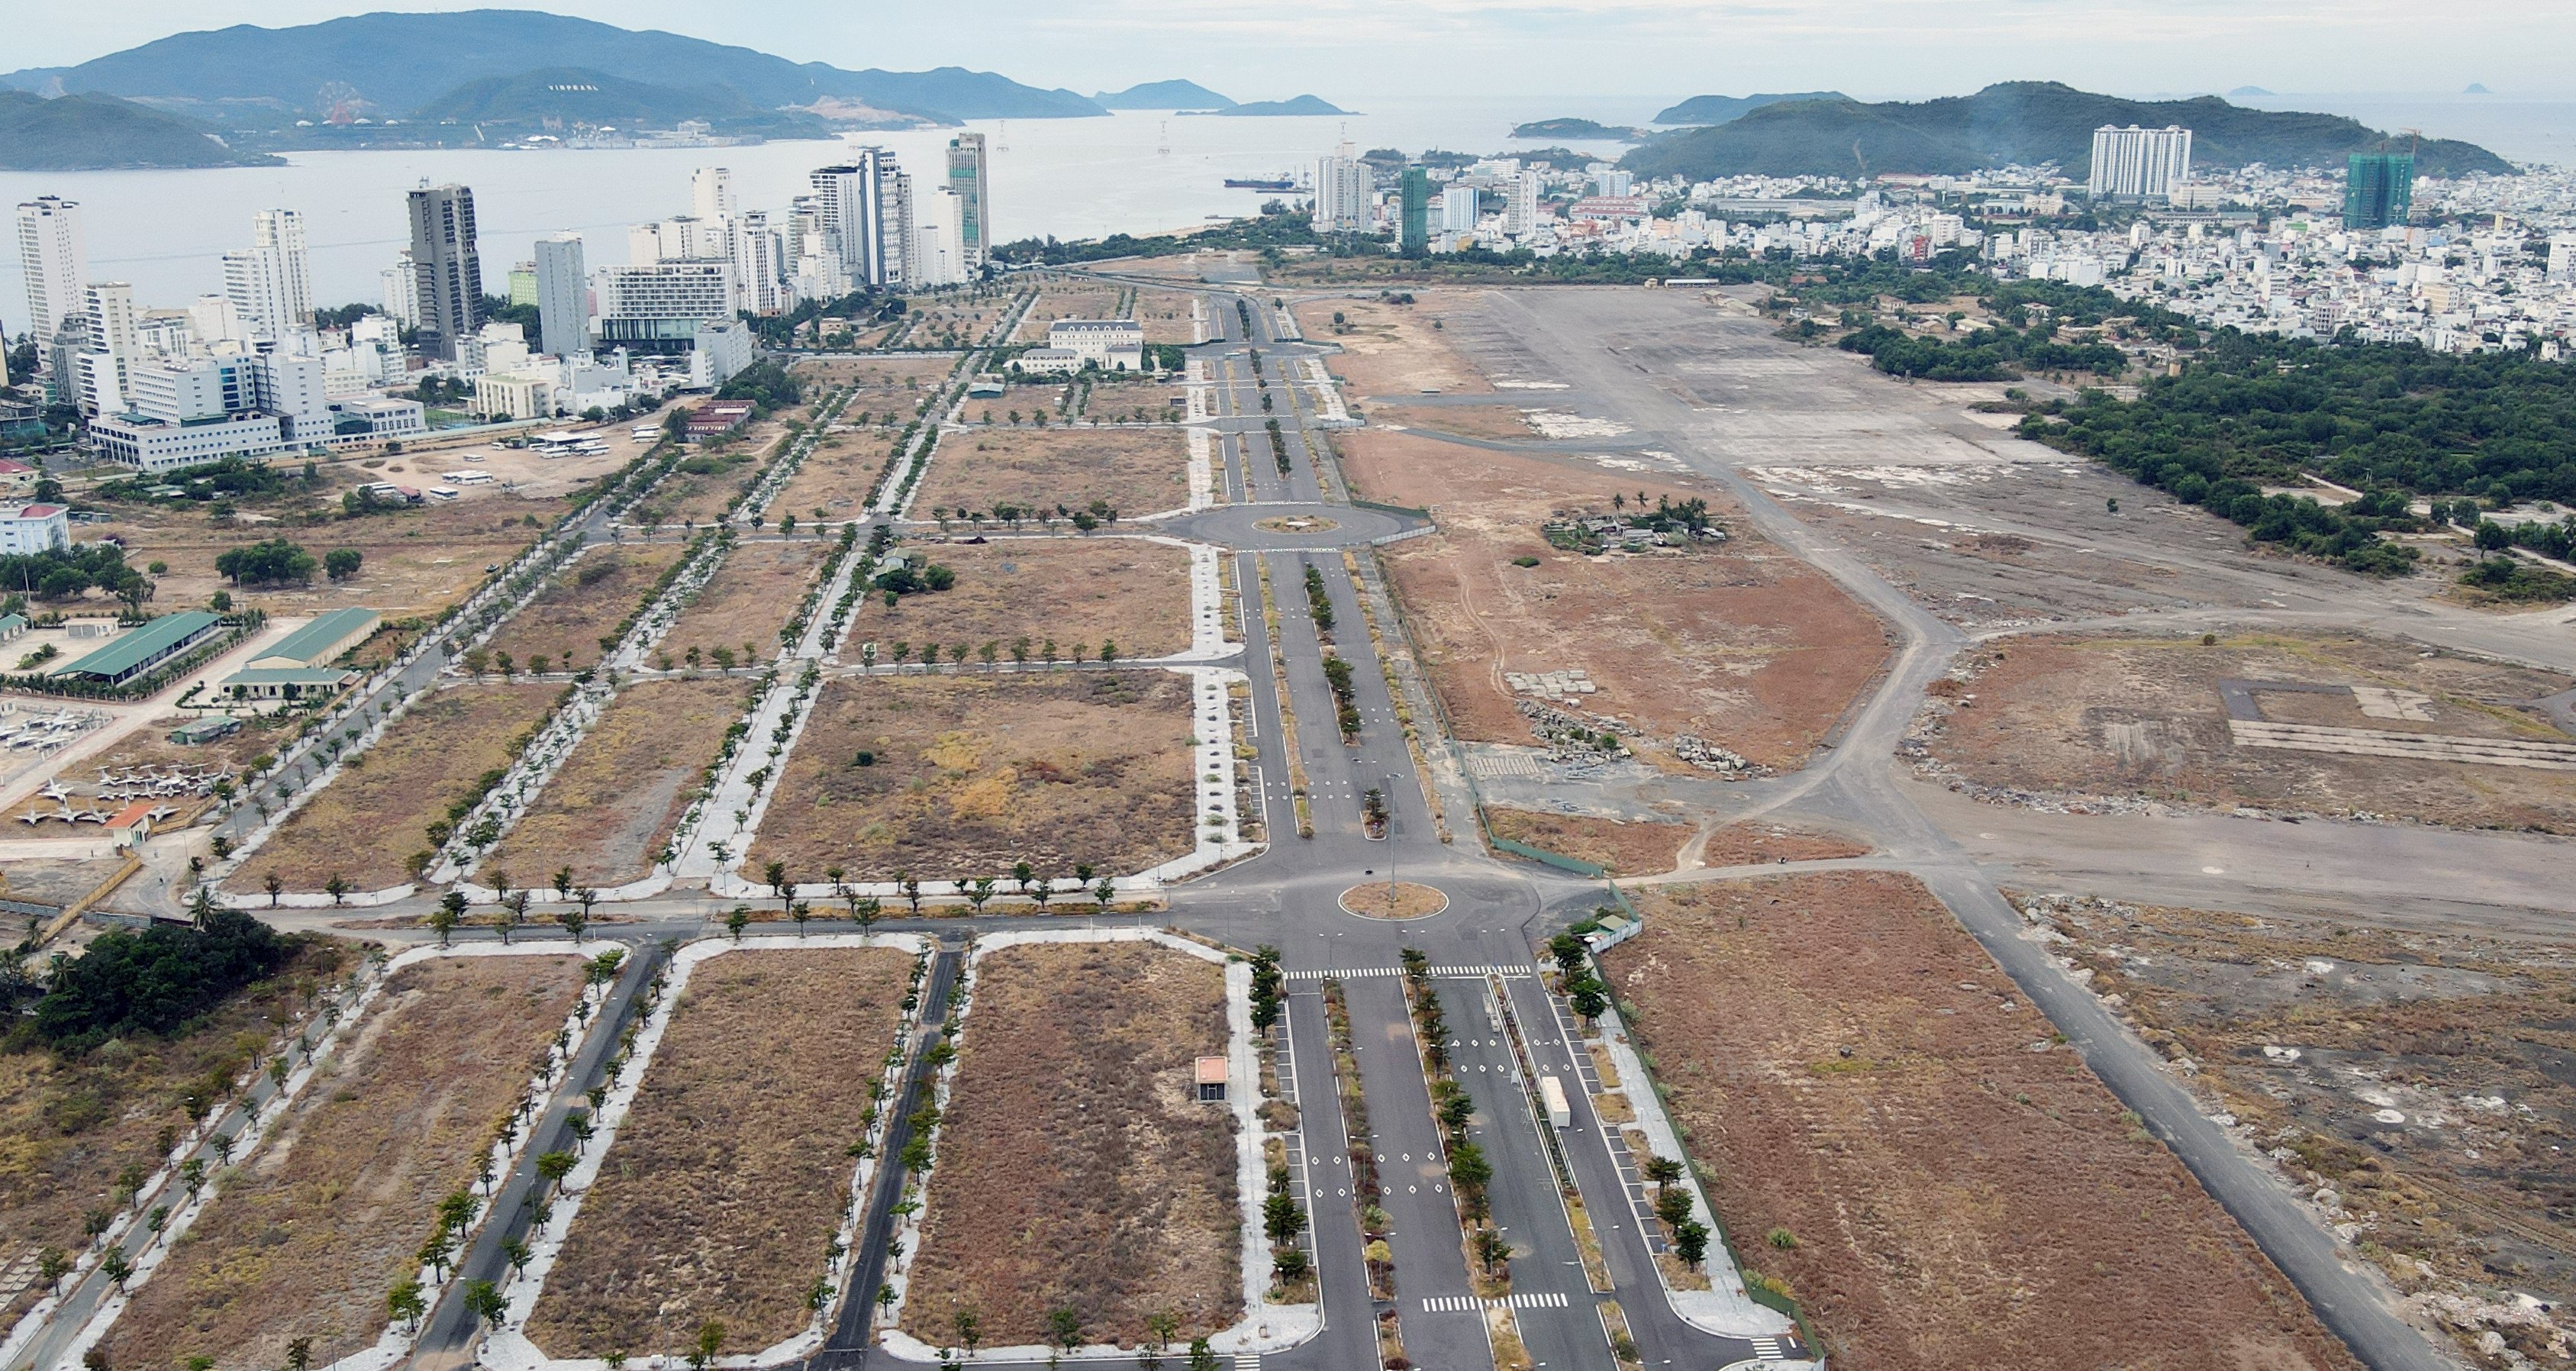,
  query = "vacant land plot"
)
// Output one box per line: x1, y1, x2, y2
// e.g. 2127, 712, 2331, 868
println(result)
87, 495, 556, 621
1694, 821, 1871, 866
790, 355, 954, 416
103, 953, 588, 1371
656, 538, 832, 668
1133, 287, 1203, 344
1291, 293, 1494, 395
1078, 375, 1187, 425
903, 940, 1237, 1347
775, 433, 900, 521
2023, 893, 2576, 1361
484, 677, 753, 886
916, 426, 1191, 521
1921, 633, 2576, 831
1016, 285, 1127, 341
1607, 873, 2361, 1371
529, 946, 912, 1356
629, 426, 788, 529
1372, 402, 1536, 441
746, 672, 1197, 880
845, 538, 1194, 660
0, 939, 350, 1326
482, 543, 681, 671
1345, 436, 1887, 770
1484, 808, 1686, 876
230, 683, 558, 892
901, 292, 1017, 350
